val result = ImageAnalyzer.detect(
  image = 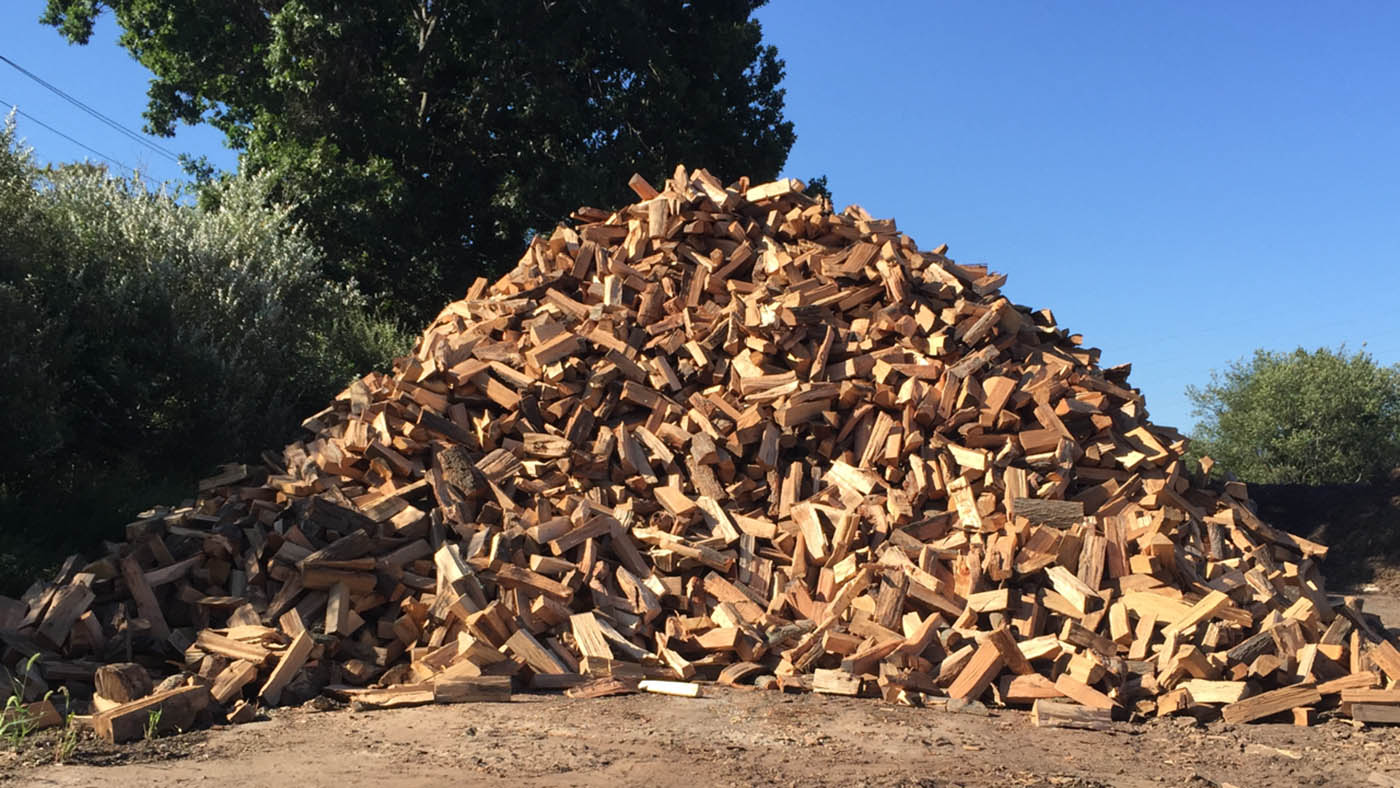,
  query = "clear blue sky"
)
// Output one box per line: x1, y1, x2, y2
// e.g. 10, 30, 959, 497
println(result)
3, 1, 1398, 433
